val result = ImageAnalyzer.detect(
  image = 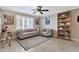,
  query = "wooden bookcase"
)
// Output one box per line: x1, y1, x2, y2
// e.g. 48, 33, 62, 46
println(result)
57, 11, 71, 40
